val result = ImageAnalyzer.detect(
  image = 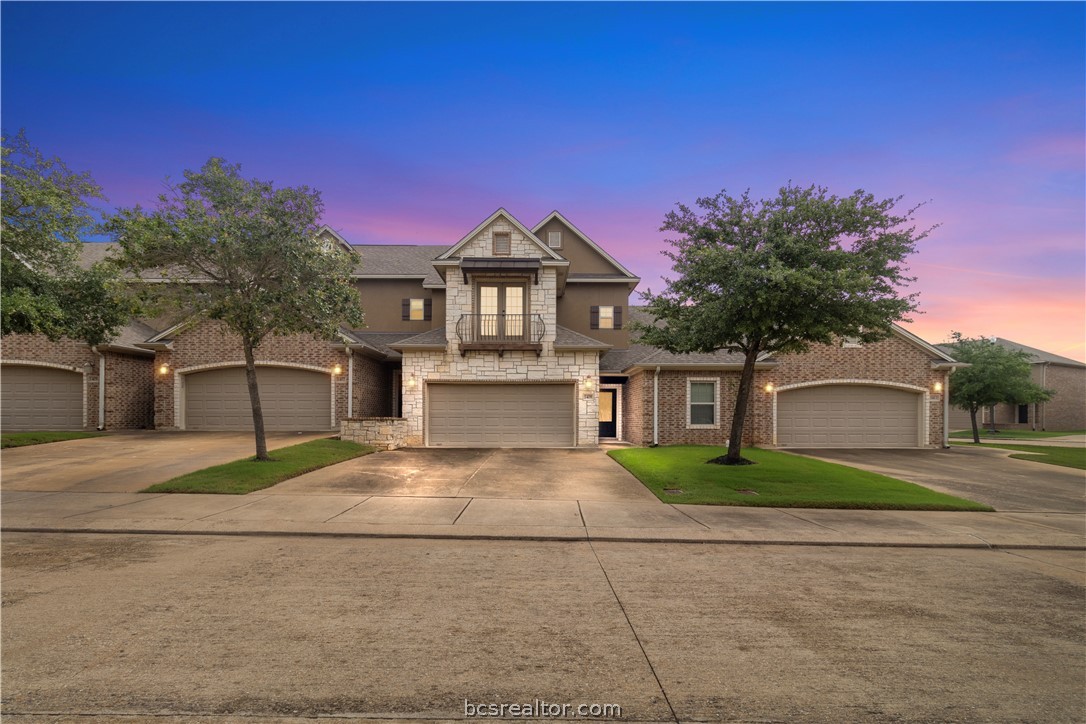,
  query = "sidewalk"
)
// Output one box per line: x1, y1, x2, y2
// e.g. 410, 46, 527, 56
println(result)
3, 489, 1083, 549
